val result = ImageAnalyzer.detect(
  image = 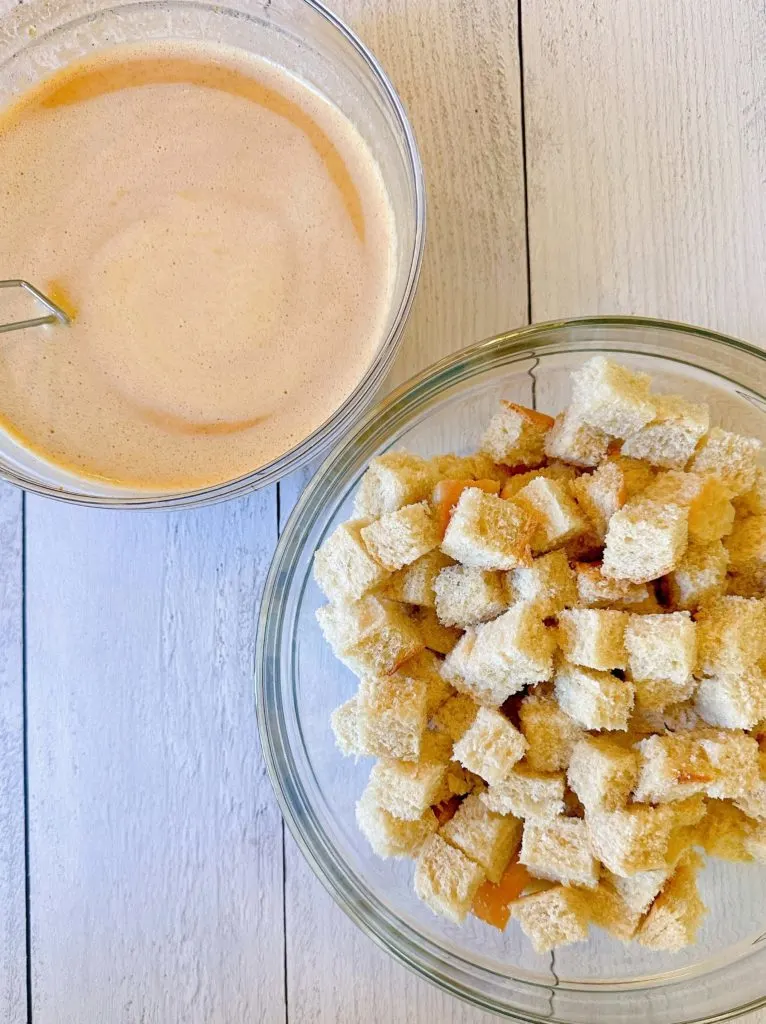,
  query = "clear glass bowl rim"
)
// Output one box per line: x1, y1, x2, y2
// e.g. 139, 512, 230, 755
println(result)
256, 314, 766, 1024
0, 0, 426, 509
